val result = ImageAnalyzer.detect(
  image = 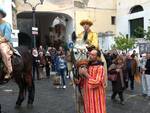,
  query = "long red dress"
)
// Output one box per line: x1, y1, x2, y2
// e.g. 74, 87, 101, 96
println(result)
80, 64, 106, 113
